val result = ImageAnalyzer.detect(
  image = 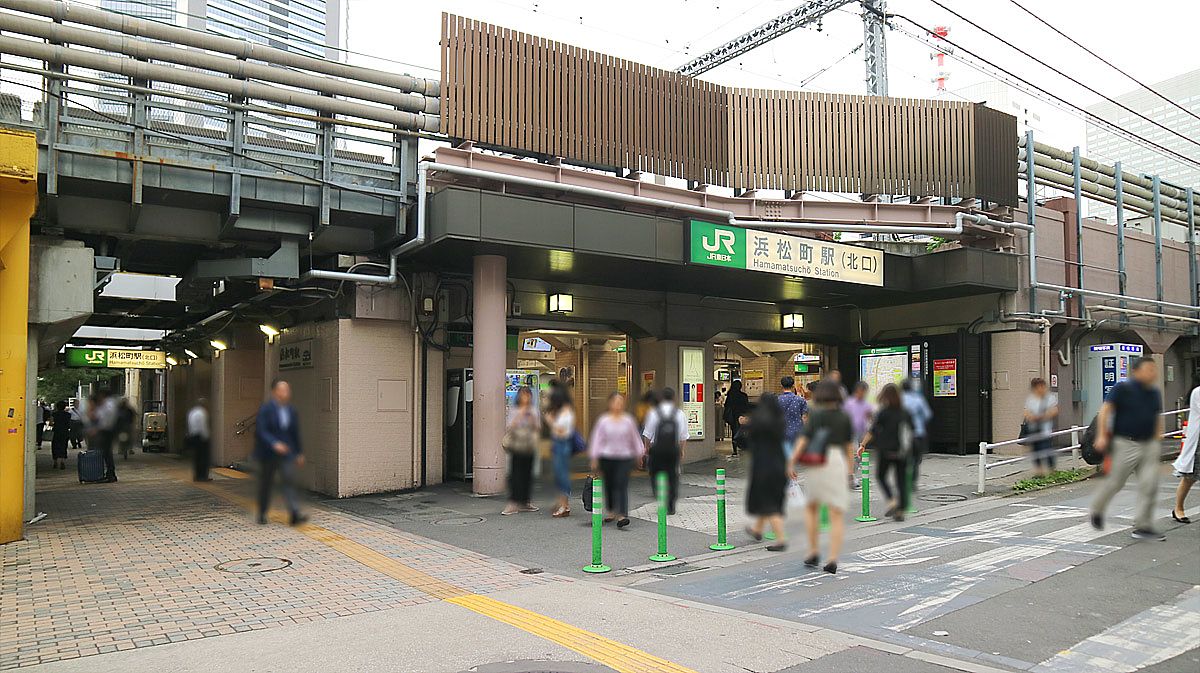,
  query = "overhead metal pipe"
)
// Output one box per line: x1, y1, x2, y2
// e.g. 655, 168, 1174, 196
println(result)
1019, 147, 1192, 215
0, 11, 438, 114
1020, 136, 1192, 203
1018, 160, 1193, 224
0, 34, 440, 132
1087, 305, 1200, 325
0, 0, 440, 96
299, 161, 432, 285
1036, 282, 1199, 314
